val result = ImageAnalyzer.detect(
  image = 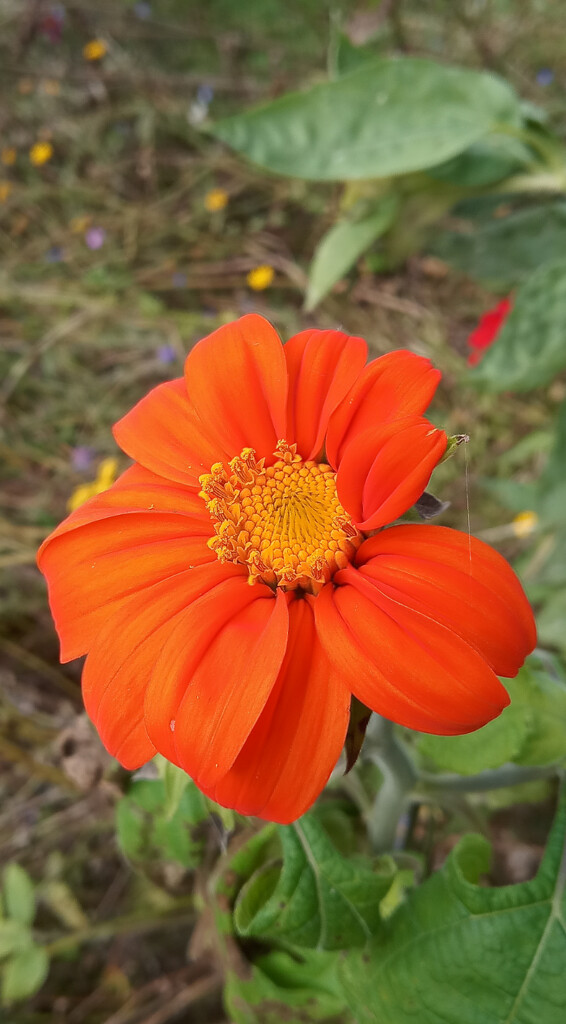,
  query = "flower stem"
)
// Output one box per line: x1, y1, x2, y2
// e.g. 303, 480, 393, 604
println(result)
42, 902, 195, 957
420, 763, 562, 794
365, 717, 417, 854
